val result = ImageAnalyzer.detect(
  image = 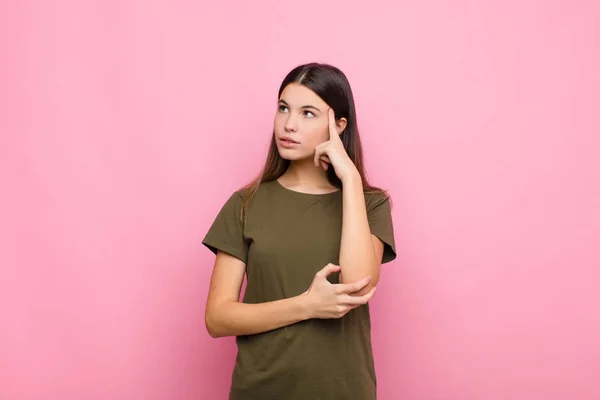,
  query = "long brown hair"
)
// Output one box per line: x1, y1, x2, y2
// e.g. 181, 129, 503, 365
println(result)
240, 62, 388, 220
